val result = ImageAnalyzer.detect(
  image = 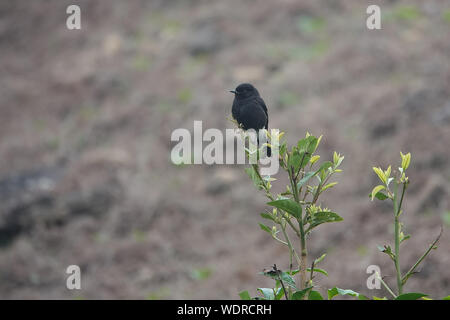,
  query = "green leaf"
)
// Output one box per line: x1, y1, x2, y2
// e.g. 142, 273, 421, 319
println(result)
371, 185, 386, 201
308, 211, 343, 230
395, 293, 428, 300
306, 267, 328, 276
257, 288, 276, 300
318, 161, 333, 173
384, 165, 391, 181
315, 135, 323, 152
387, 177, 394, 186
333, 151, 339, 164
314, 253, 327, 265
400, 152, 411, 170
297, 161, 333, 189
298, 135, 318, 154
297, 171, 317, 189
399, 232, 411, 244
310, 155, 320, 165
275, 287, 285, 300
260, 212, 275, 222
259, 223, 272, 234
260, 270, 297, 290
369, 190, 389, 200
300, 154, 312, 169
372, 296, 388, 300
289, 136, 317, 171
287, 269, 300, 276
262, 176, 276, 182
279, 142, 287, 156
288, 150, 301, 173
308, 290, 324, 300
373, 167, 387, 185
289, 151, 311, 173
267, 199, 302, 219
239, 290, 251, 300
333, 152, 344, 167
328, 287, 360, 300
377, 245, 395, 260
279, 272, 297, 290
292, 287, 313, 300
322, 182, 338, 192
442, 295, 450, 300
